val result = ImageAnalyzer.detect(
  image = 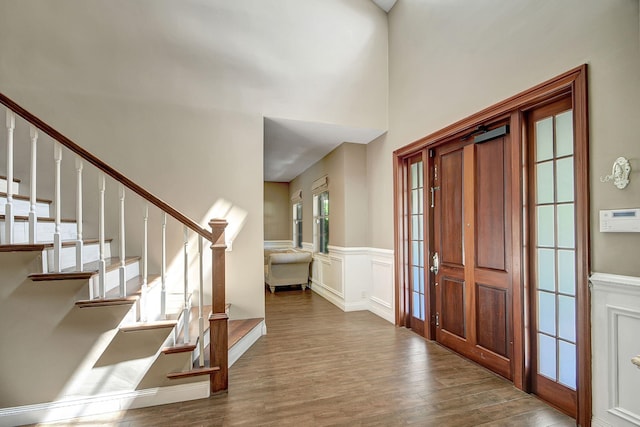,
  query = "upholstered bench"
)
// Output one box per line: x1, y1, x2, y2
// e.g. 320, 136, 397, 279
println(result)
264, 251, 312, 293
